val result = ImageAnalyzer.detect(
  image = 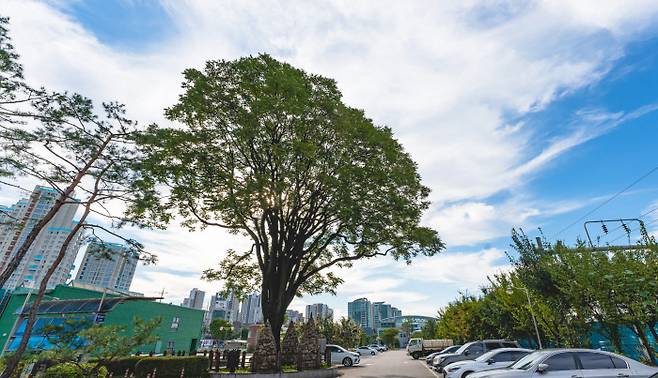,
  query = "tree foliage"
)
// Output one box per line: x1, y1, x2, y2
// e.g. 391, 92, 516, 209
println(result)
0, 18, 156, 376
208, 318, 234, 340
380, 328, 399, 348
317, 317, 362, 349
128, 54, 443, 350
41, 317, 160, 376
434, 228, 658, 364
